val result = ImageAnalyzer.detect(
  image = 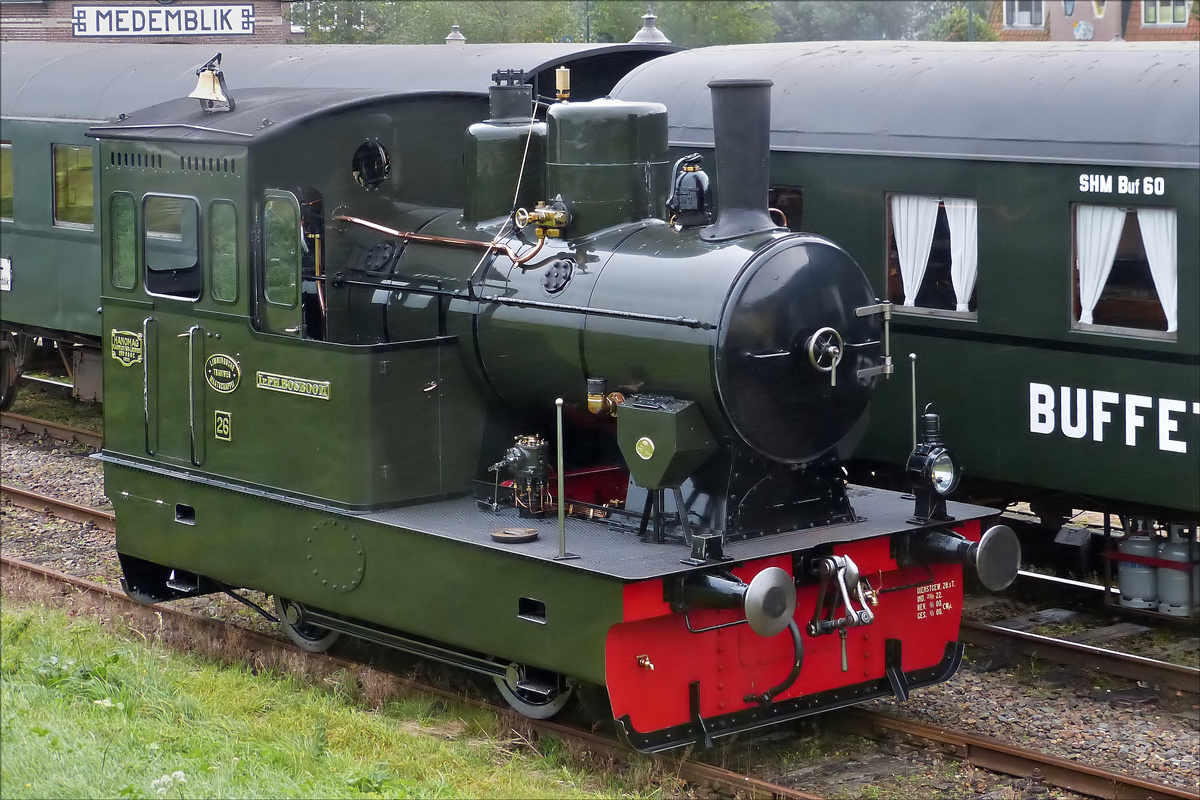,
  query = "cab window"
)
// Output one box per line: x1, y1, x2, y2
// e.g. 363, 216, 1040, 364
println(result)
143, 194, 200, 300
209, 200, 238, 303
1, 142, 13, 221
53, 144, 94, 228
263, 194, 301, 307
110, 192, 137, 290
